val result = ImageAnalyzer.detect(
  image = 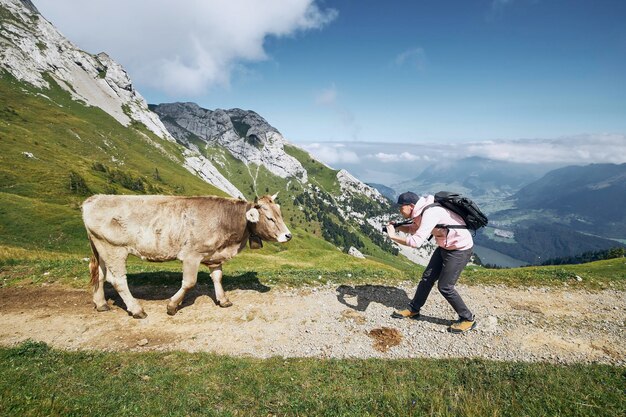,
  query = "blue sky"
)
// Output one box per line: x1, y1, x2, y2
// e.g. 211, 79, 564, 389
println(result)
35, 0, 626, 182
